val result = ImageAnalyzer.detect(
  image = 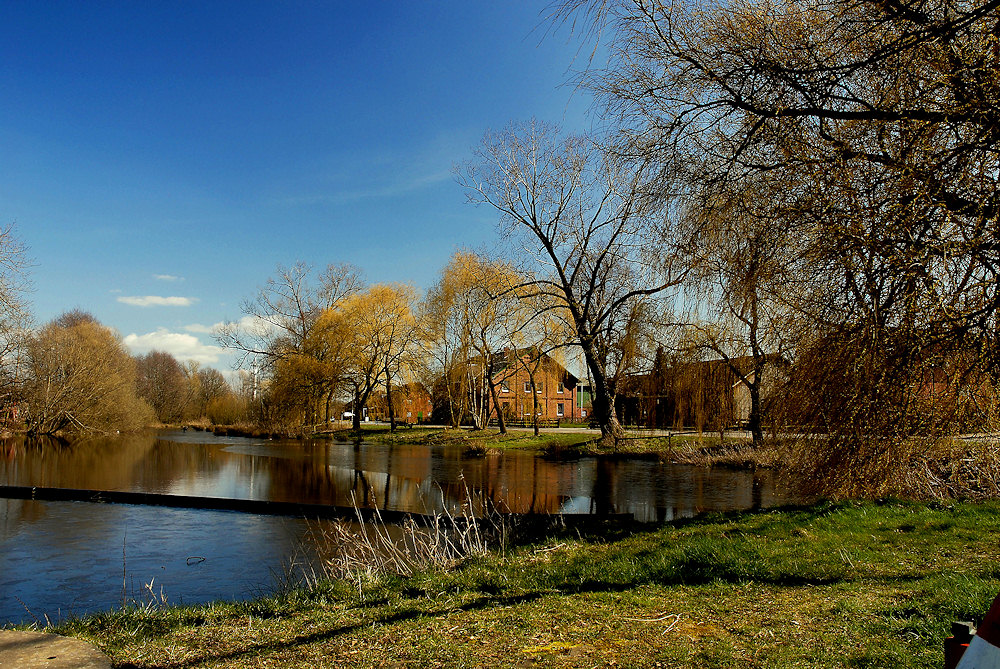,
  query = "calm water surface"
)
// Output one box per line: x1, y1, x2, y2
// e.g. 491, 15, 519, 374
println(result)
0, 429, 799, 624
